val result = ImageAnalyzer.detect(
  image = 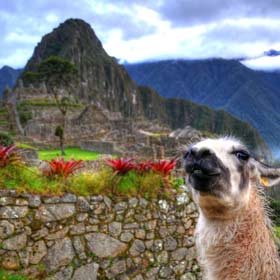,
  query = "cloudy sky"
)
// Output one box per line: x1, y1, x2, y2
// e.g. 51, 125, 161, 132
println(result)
1, 0, 280, 70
